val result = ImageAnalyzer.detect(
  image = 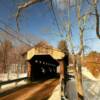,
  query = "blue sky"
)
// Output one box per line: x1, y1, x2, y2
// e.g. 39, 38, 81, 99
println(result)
0, 0, 100, 53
